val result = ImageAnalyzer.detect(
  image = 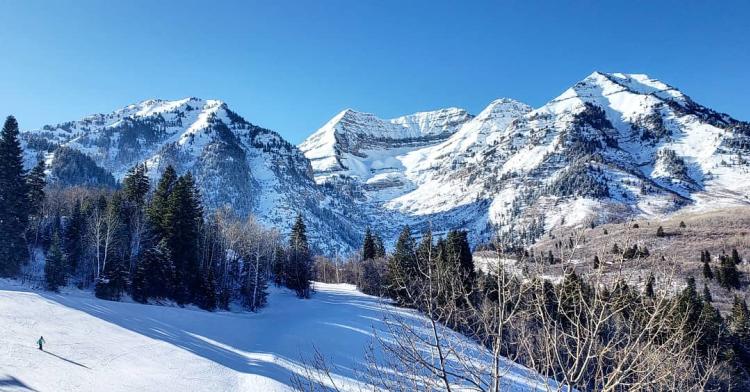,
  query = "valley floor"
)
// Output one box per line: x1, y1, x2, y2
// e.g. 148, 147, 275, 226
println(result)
0, 280, 546, 391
